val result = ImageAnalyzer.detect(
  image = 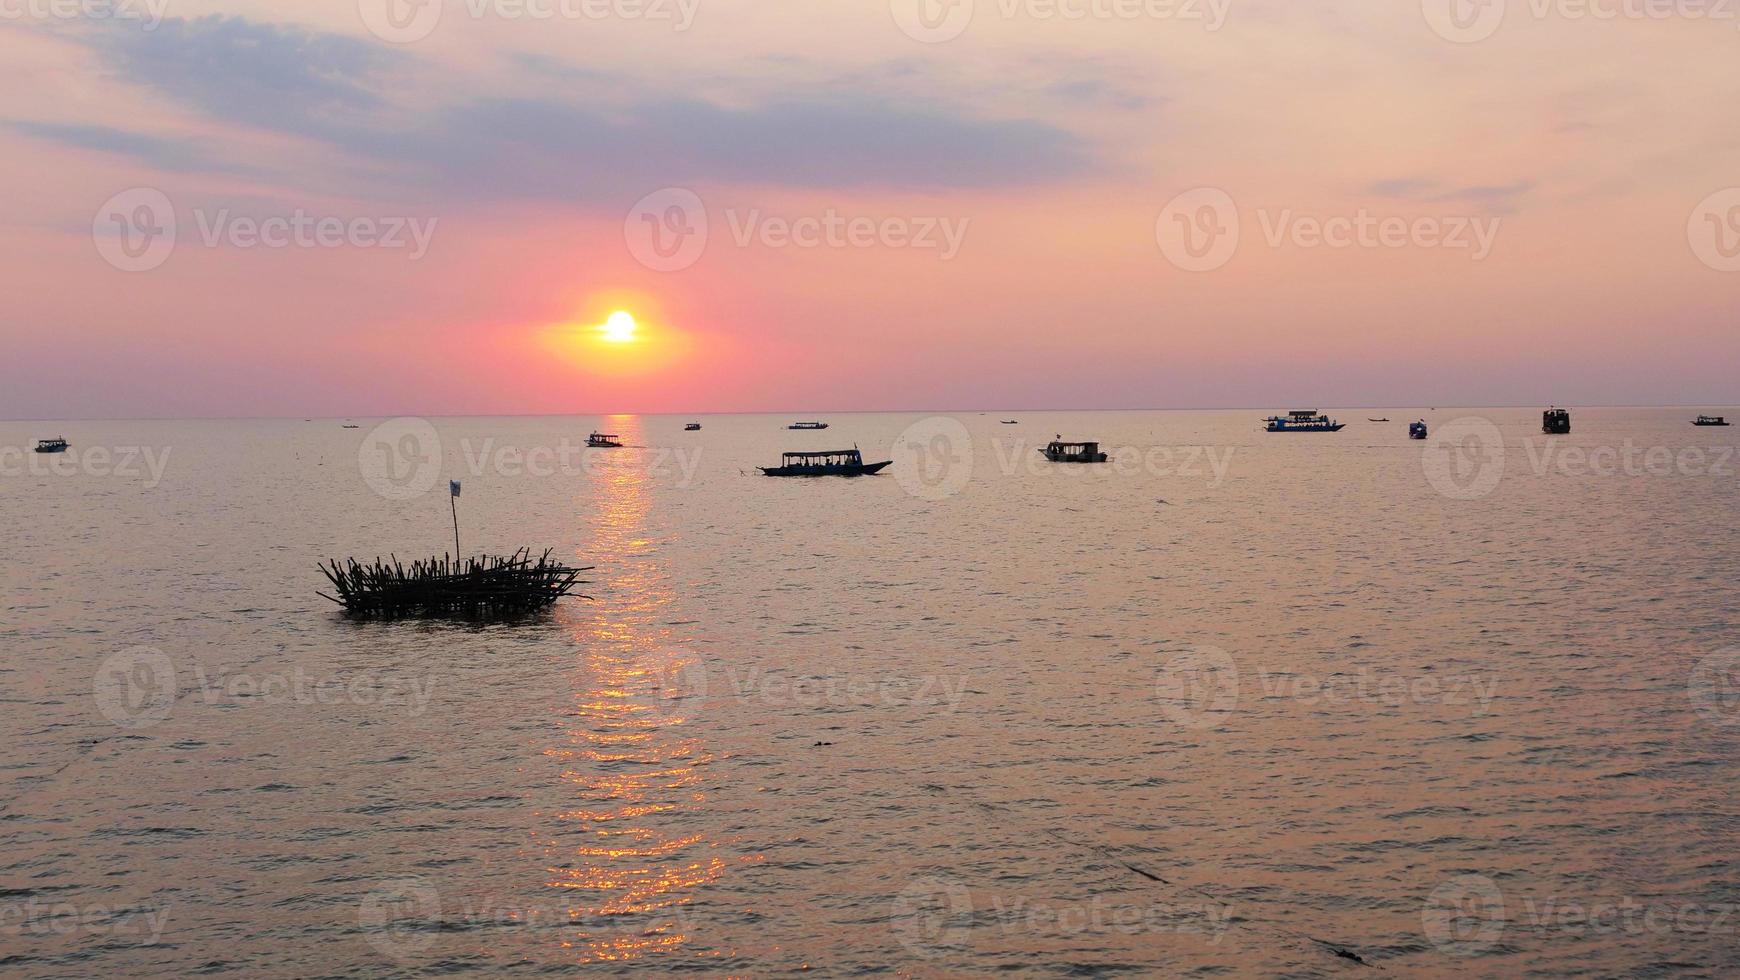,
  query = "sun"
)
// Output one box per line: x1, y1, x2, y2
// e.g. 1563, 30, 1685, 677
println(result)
602, 310, 637, 343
